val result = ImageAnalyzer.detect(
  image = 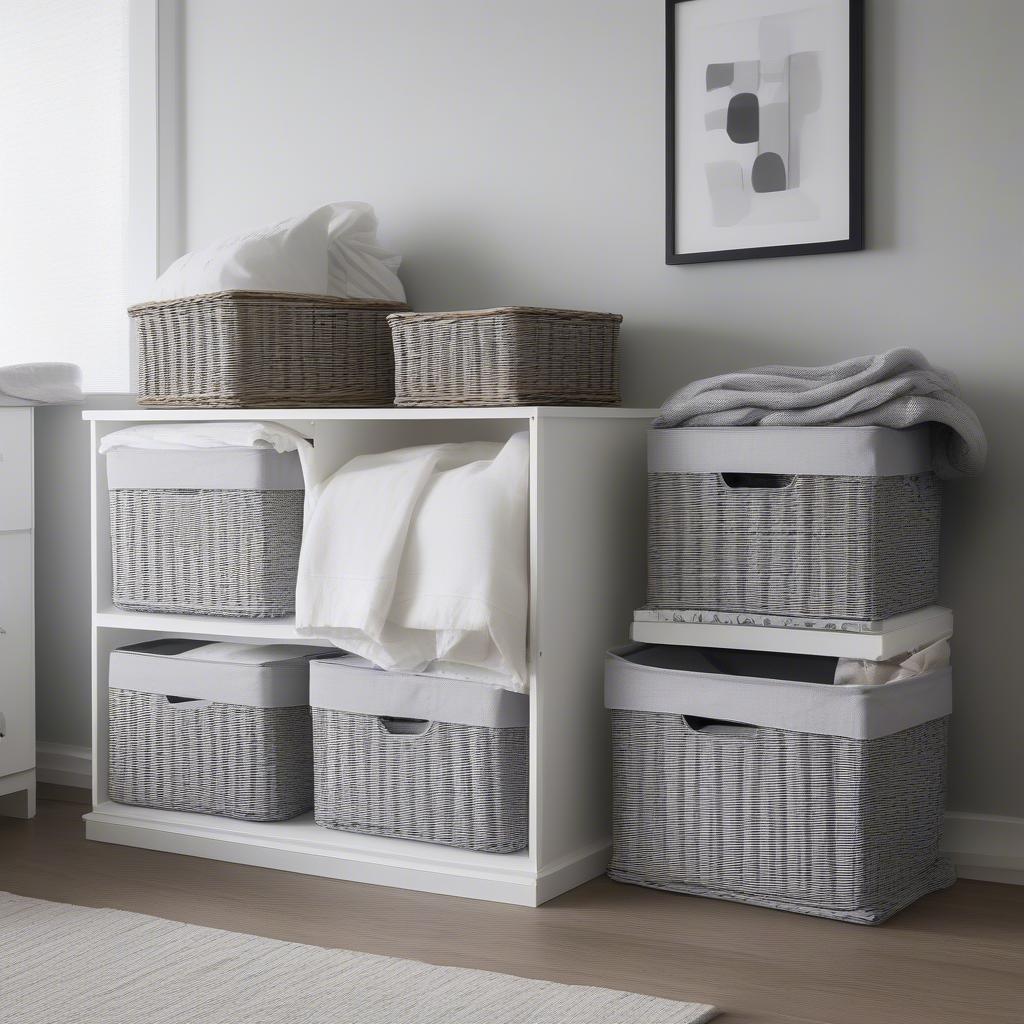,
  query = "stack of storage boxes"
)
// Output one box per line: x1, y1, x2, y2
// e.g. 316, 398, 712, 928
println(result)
608, 424, 955, 924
